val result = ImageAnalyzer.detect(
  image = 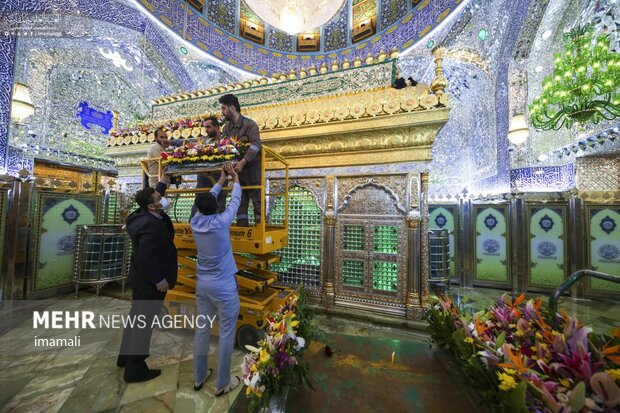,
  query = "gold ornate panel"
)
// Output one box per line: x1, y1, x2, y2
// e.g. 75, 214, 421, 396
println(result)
409, 173, 420, 209
336, 174, 409, 215
267, 177, 326, 214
